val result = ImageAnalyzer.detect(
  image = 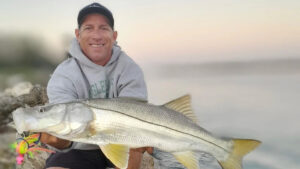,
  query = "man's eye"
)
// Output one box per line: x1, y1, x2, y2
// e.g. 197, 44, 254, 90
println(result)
101, 27, 109, 30
84, 27, 92, 30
